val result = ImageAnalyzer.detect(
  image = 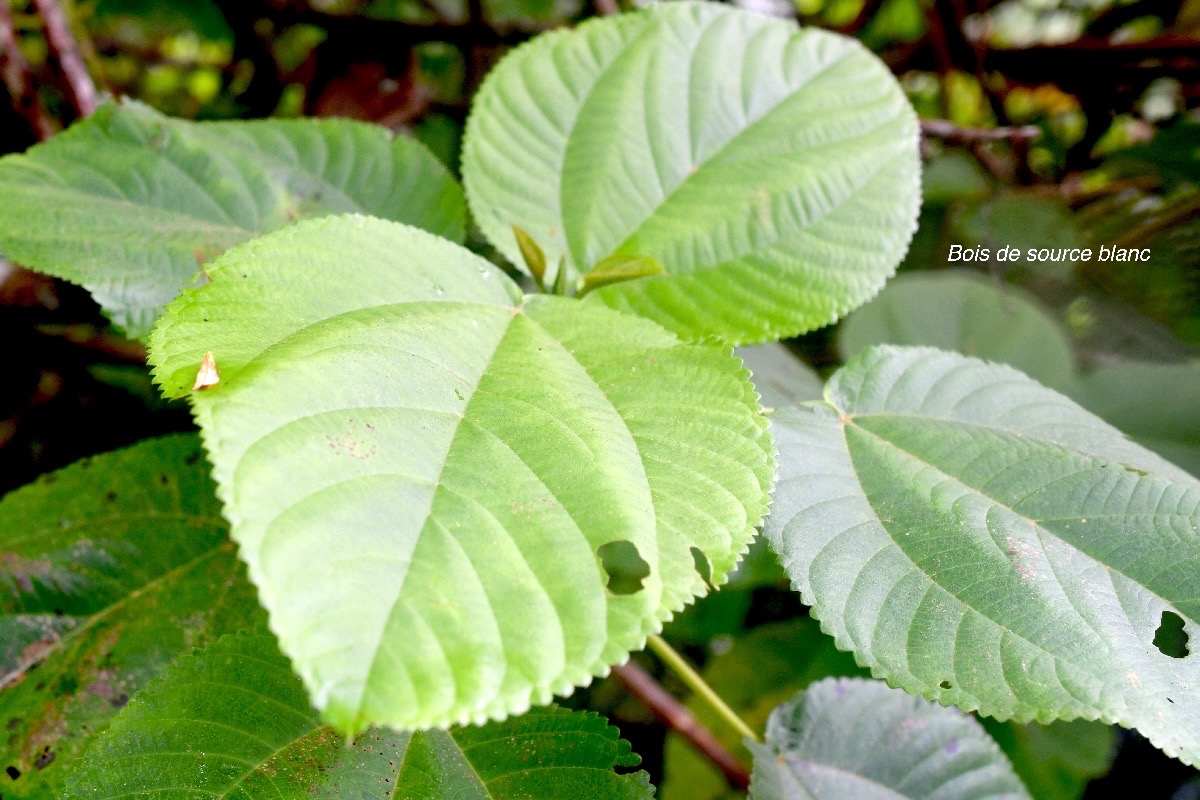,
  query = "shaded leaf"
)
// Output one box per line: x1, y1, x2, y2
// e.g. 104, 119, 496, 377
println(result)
1117, 121, 1200, 184
0, 100, 464, 339
1069, 361, 1200, 478
735, 343, 824, 410
922, 151, 991, 207
982, 718, 1115, 800
462, 1, 920, 344
0, 435, 262, 800
749, 678, 1031, 799
952, 194, 1081, 280
148, 215, 775, 732
839, 270, 1075, 390
766, 345, 1200, 765
66, 630, 653, 799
